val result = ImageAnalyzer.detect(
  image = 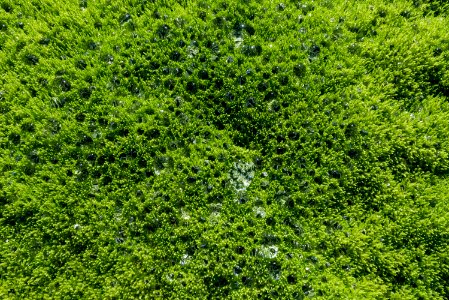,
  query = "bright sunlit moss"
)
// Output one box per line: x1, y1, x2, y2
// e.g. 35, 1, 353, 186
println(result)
1, 0, 449, 299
